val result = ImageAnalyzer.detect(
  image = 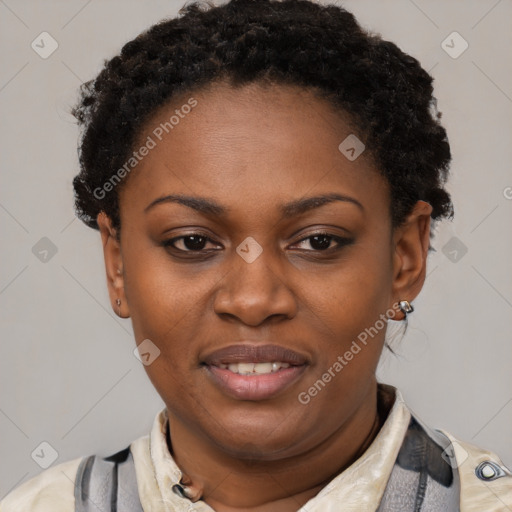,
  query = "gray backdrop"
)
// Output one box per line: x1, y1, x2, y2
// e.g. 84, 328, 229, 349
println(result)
1, 0, 511, 499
